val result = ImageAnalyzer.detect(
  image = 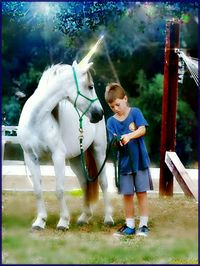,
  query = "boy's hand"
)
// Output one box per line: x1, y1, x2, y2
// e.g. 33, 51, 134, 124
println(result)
120, 126, 146, 145
113, 133, 124, 147
120, 134, 131, 145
